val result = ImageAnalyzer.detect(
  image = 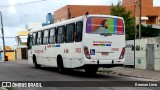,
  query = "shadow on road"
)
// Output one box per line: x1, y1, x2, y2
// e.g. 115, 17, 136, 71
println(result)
32, 67, 115, 79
